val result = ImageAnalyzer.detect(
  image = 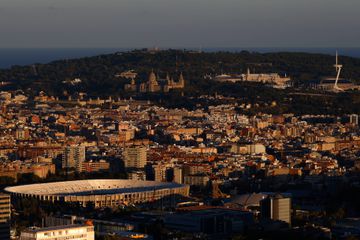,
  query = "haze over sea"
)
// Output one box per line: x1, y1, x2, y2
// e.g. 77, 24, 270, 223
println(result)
1, 48, 360, 69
